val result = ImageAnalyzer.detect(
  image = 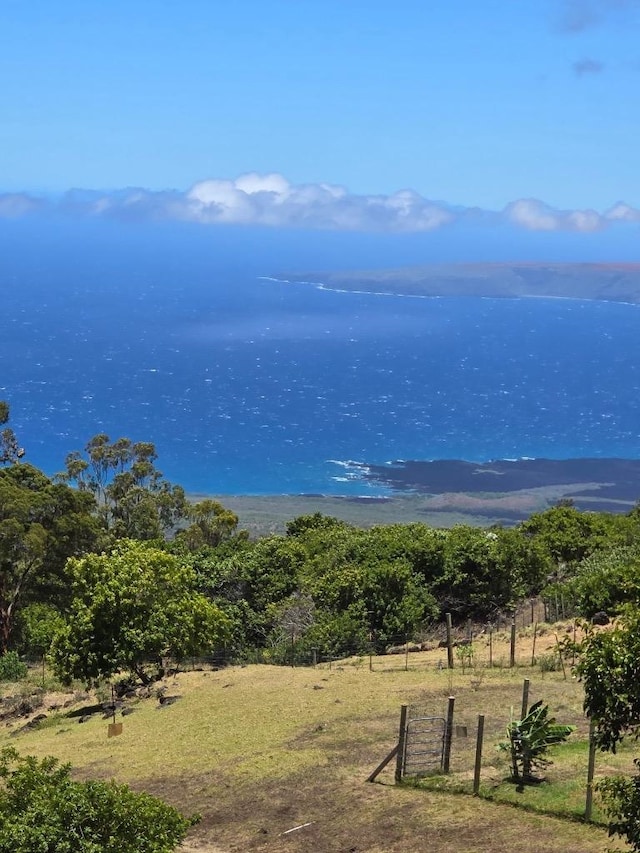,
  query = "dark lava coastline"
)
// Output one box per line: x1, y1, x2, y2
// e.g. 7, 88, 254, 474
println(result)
358, 457, 640, 513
